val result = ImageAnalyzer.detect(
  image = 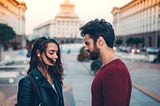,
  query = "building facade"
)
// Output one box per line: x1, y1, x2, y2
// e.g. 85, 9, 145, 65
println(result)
112, 0, 160, 48
0, 0, 27, 35
0, 0, 27, 49
33, 0, 84, 43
